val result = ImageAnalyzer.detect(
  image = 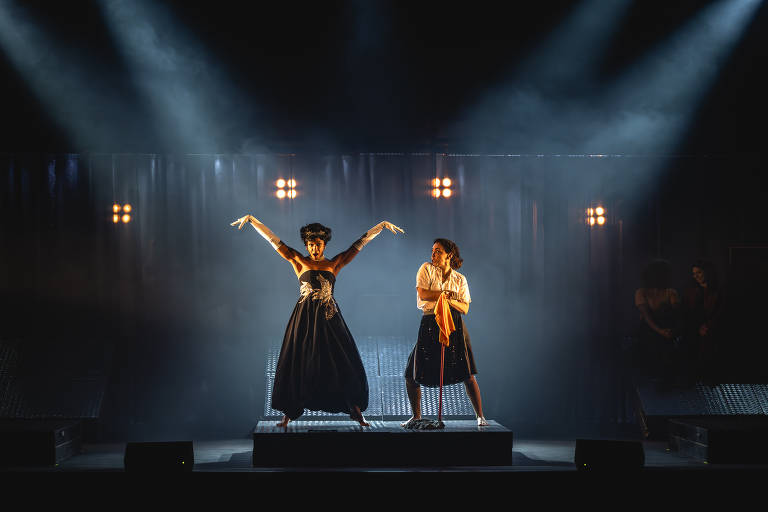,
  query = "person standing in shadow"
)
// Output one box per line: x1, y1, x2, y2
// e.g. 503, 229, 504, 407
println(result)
632, 259, 682, 387
682, 259, 723, 385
